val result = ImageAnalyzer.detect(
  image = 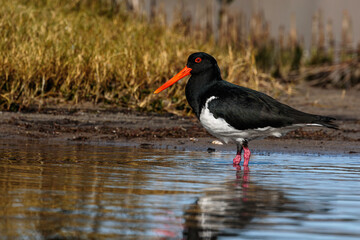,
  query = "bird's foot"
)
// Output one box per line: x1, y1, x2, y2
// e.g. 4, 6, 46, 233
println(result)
233, 154, 241, 165
243, 147, 251, 166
